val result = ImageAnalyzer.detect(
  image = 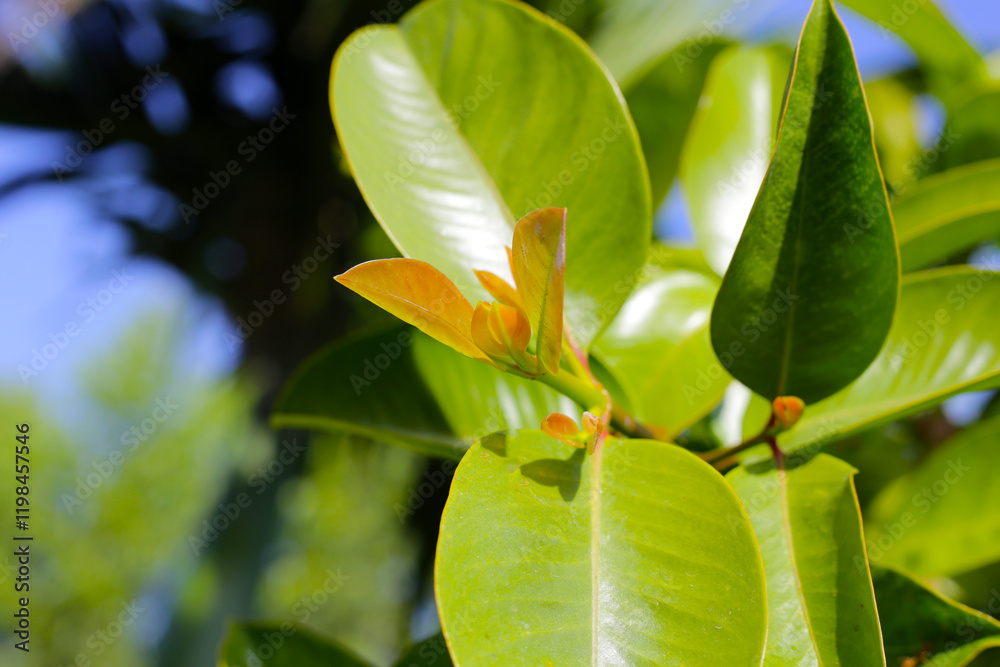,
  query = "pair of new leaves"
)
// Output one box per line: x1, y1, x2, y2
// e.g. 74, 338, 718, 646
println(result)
338, 207, 566, 379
